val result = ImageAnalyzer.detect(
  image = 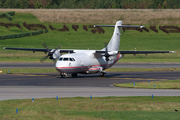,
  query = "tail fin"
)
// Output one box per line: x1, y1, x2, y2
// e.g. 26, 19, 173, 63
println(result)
94, 21, 143, 52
